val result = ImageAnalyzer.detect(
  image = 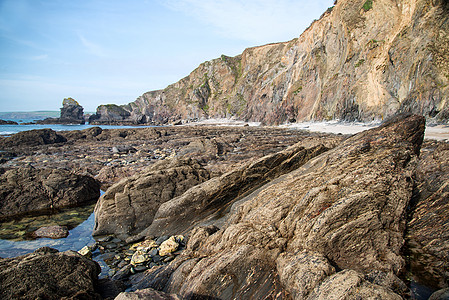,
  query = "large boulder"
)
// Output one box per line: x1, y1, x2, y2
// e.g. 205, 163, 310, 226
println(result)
93, 158, 210, 239
132, 114, 425, 299
0, 247, 101, 299
0, 166, 100, 221
0, 129, 67, 148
